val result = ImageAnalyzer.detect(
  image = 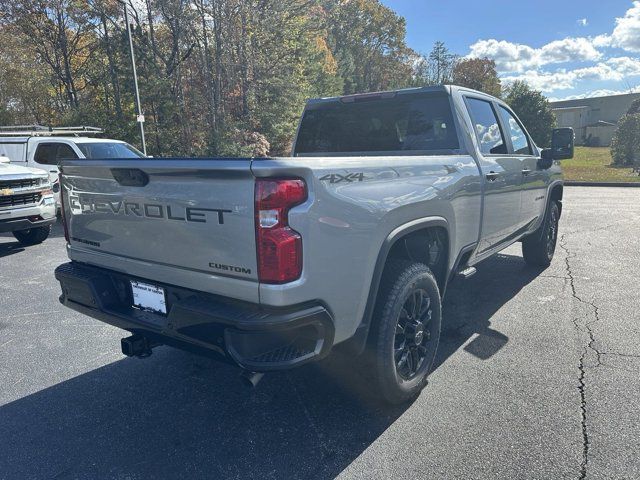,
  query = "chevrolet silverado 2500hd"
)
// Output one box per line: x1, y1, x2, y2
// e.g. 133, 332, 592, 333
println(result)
0, 156, 56, 245
54, 86, 573, 403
